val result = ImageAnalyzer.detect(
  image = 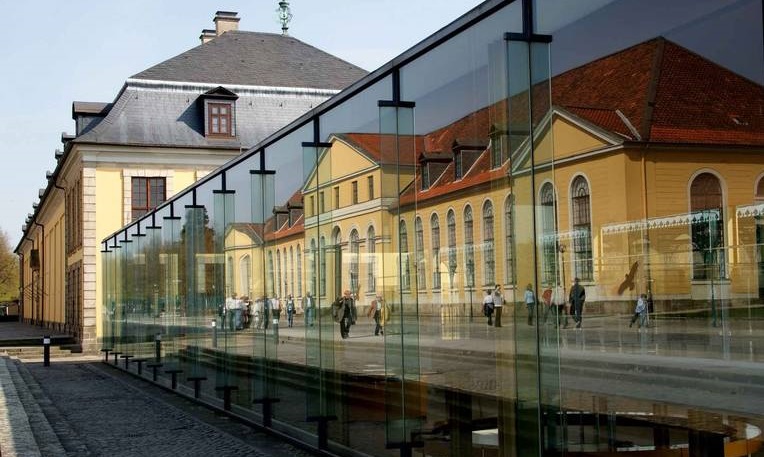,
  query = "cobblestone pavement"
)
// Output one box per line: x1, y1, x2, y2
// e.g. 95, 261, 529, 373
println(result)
23, 360, 318, 457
